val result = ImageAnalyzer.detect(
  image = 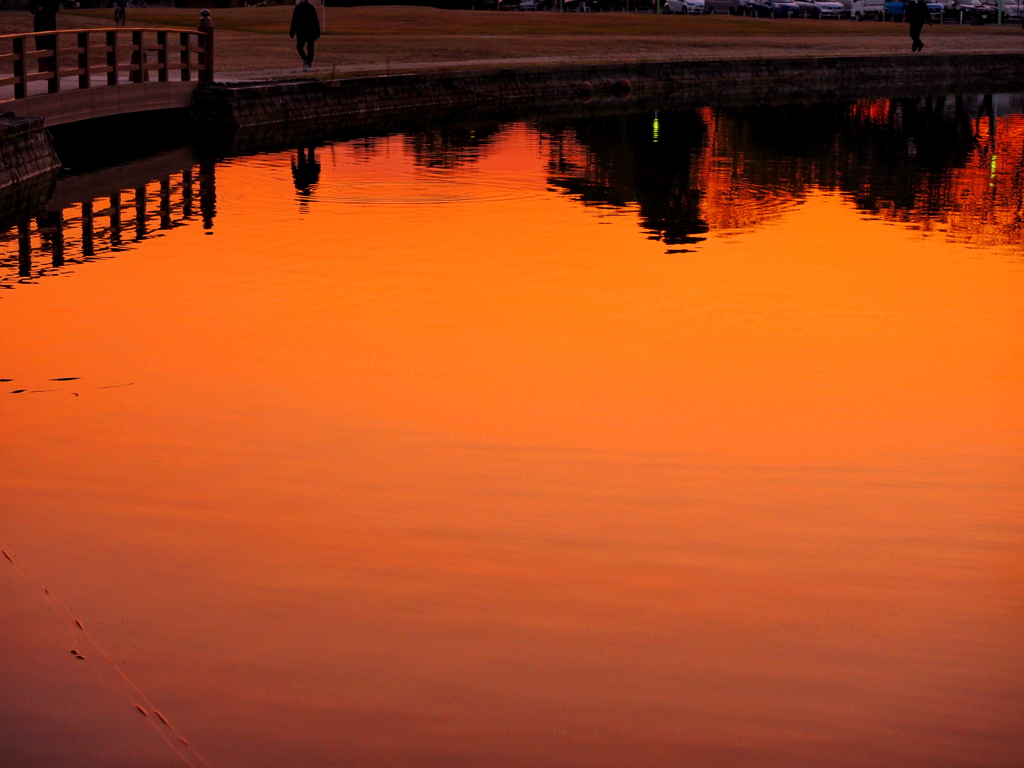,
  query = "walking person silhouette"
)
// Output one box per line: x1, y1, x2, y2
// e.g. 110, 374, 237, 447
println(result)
289, 0, 321, 72
32, 0, 59, 74
906, 0, 932, 52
